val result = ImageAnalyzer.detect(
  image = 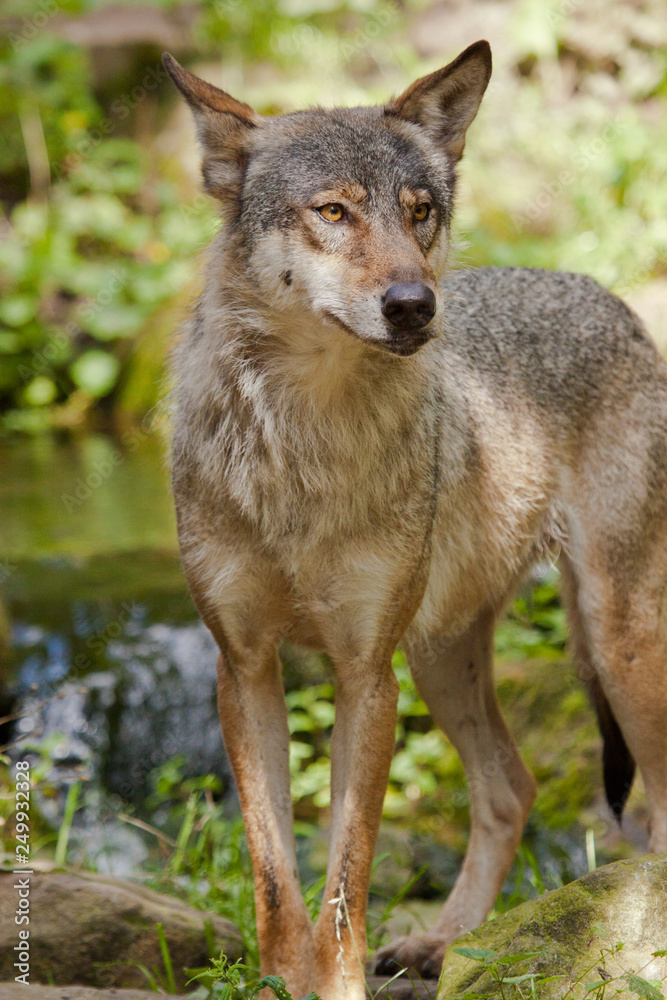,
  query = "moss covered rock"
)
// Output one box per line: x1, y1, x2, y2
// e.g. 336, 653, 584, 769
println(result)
438, 853, 667, 999
0, 871, 242, 989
